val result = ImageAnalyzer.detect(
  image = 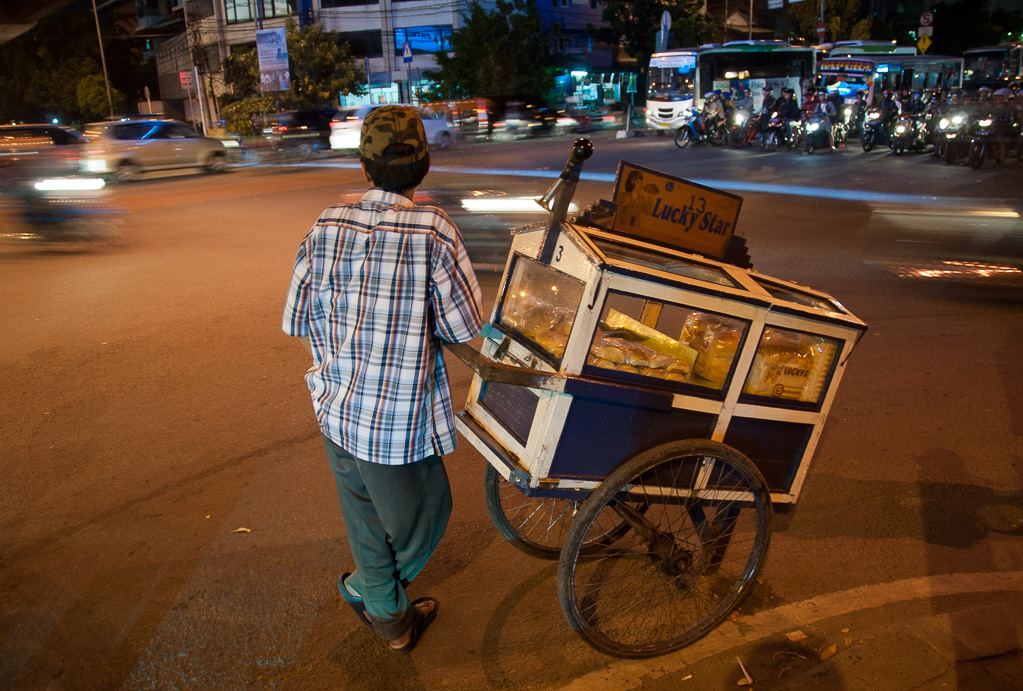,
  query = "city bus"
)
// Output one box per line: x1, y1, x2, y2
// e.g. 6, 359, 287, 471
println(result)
817, 55, 963, 104
963, 42, 1023, 90
825, 40, 917, 57
646, 41, 816, 131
